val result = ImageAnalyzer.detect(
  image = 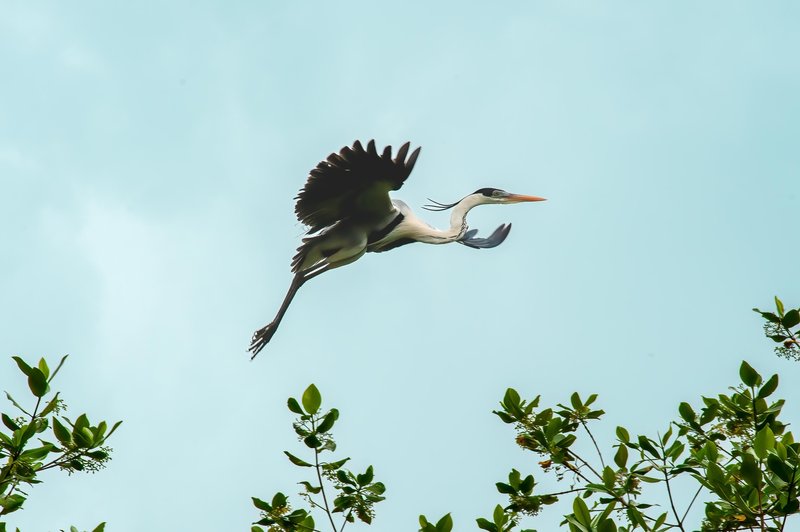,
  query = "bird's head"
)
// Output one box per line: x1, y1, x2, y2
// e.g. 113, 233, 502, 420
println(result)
423, 188, 546, 211
471, 188, 546, 205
